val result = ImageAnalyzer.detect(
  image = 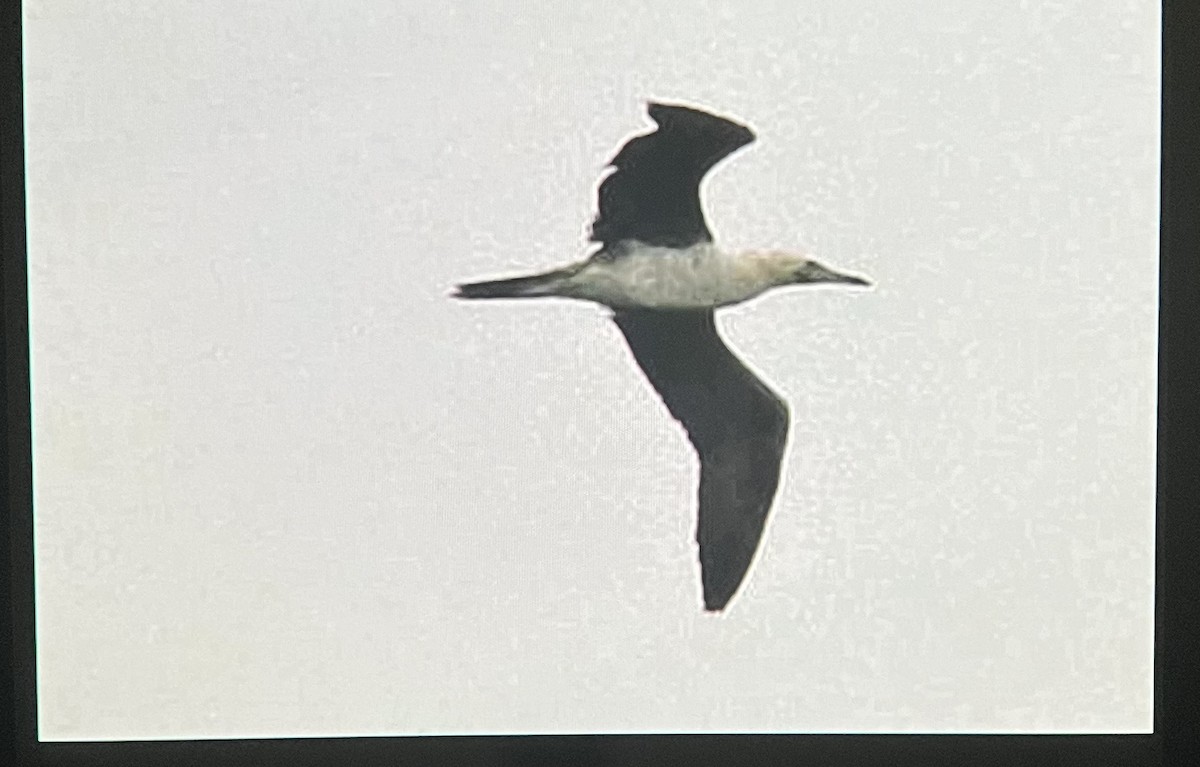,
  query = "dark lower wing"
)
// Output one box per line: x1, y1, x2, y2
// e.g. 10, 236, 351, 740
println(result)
612, 310, 790, 611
